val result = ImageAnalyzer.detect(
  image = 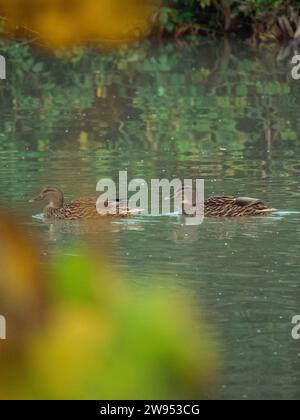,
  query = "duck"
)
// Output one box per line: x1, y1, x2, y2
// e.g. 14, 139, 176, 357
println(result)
29, 186, 141, 220
168, 187, 276, 217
